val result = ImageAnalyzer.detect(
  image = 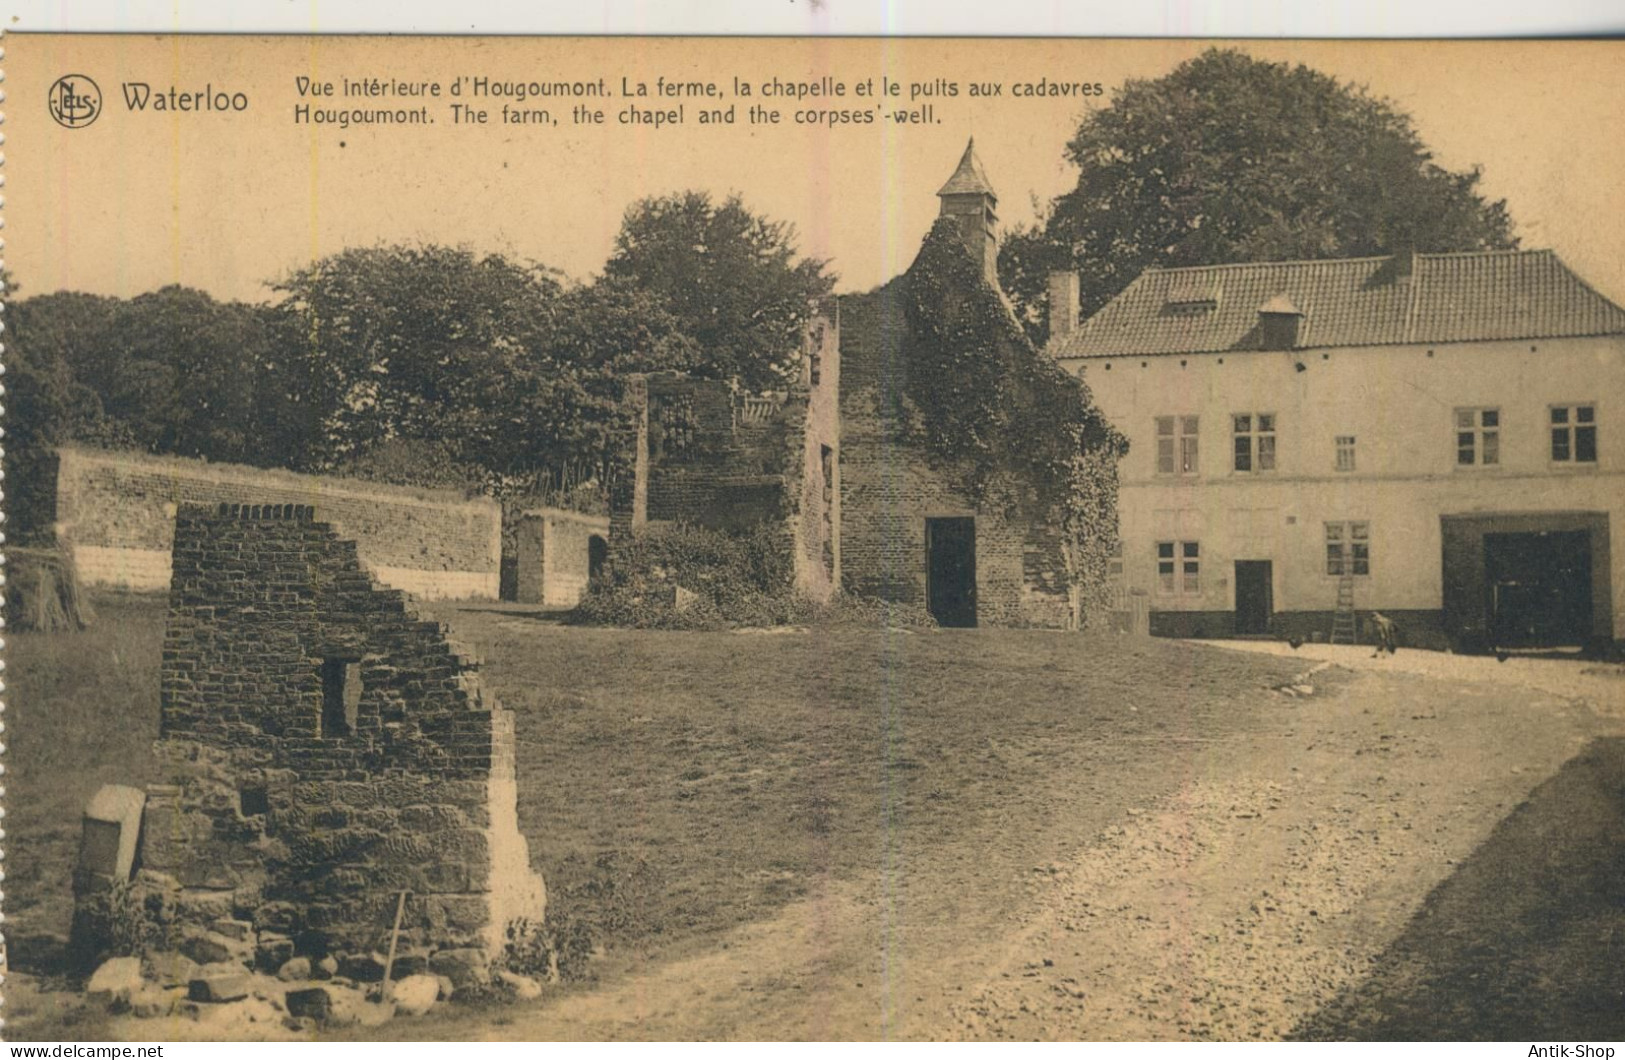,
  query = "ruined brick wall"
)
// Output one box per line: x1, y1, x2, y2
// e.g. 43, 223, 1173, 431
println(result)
838, 282, 1073, 627
636, 375, 792, 531
782, 302, 841, 601
53, 446, 502, 600
514, 507, 610, 606
147, 504, 543, 963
